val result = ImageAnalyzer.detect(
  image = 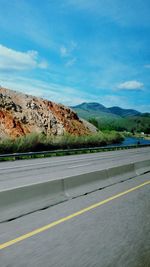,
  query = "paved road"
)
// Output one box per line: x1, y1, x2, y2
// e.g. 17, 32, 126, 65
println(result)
0, 147, 150, 190
0, 173, 149, 267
